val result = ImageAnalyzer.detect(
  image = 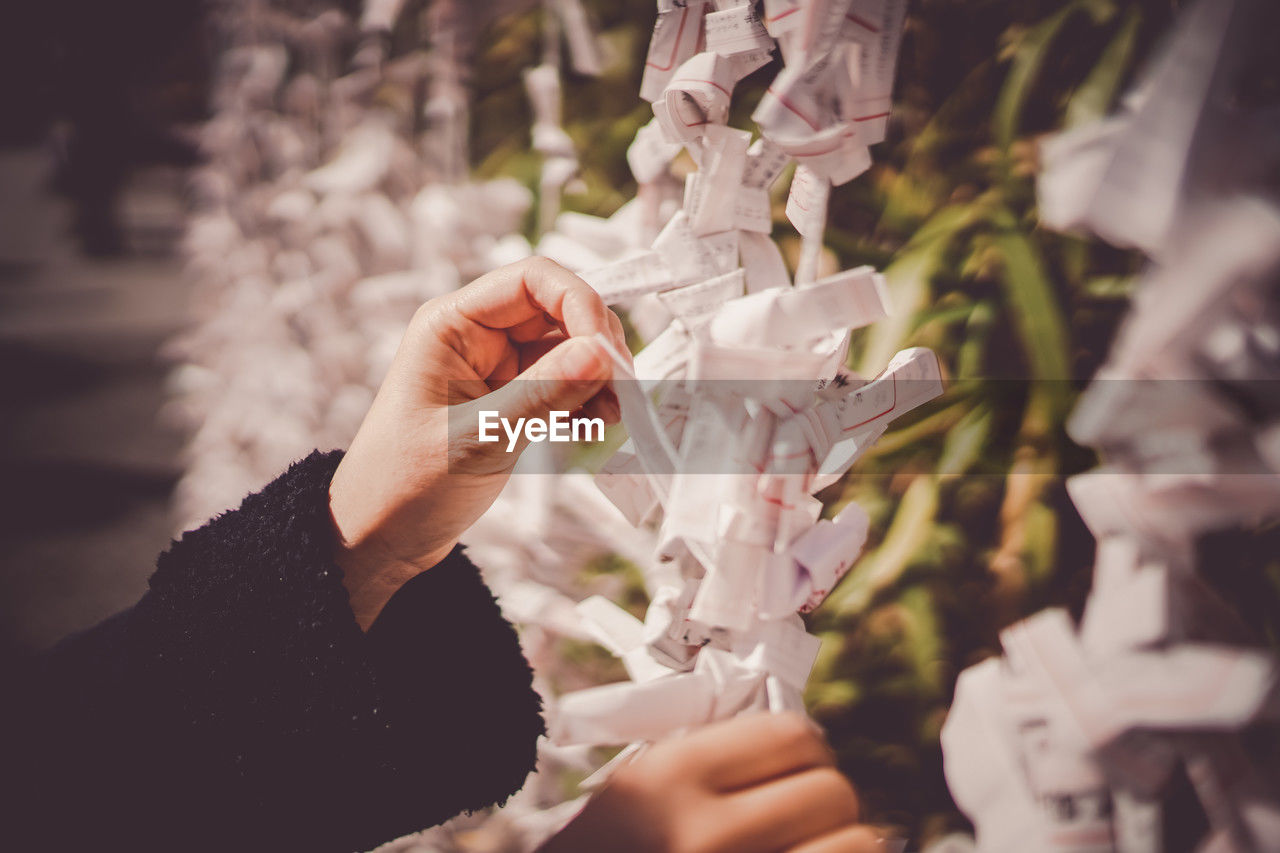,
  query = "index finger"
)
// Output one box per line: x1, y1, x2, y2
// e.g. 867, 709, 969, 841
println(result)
449, 256, 616, 342
673, 712, 836, 792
